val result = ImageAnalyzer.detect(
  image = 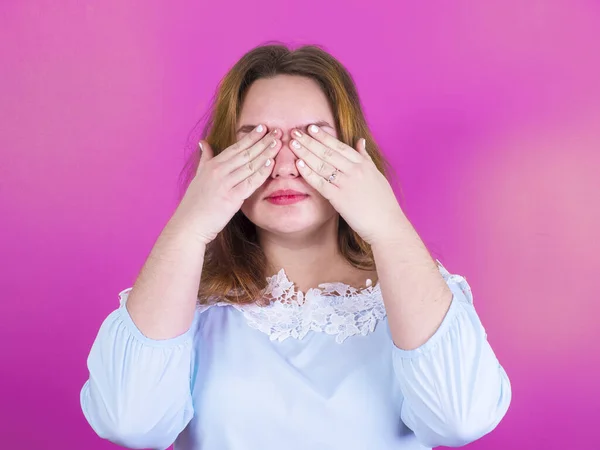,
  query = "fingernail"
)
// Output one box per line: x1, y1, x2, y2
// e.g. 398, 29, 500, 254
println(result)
255, 125, 264, 133
361, 138, 366, 148
265, 158, 272, 167
309, 125, 319, 133
298, 159, 305, 167
271, 129, 279, 136
293, 130, 302, 138
198, 142, 203, 151
292, 140, 301, 149
270, 139, 277, 148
